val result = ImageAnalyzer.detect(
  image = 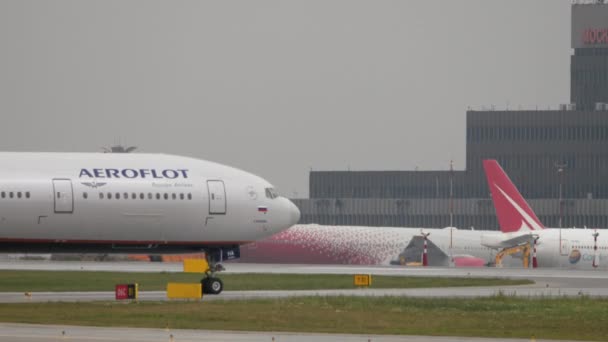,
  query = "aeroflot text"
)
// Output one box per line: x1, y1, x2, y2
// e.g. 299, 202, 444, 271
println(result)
79, 168, 189, 179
